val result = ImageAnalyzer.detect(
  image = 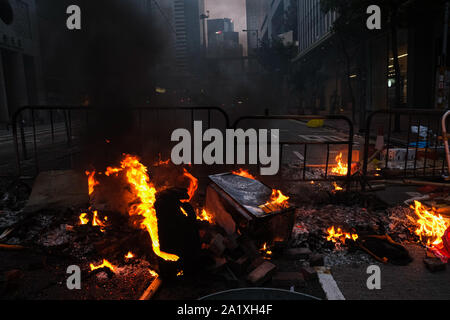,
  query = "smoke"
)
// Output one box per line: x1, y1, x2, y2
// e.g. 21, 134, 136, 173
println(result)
45, 0, 164, 106
38, 0, 170, 168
